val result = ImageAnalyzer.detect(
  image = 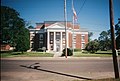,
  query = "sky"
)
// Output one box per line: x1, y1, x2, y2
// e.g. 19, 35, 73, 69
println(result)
1, 0, 120, 40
